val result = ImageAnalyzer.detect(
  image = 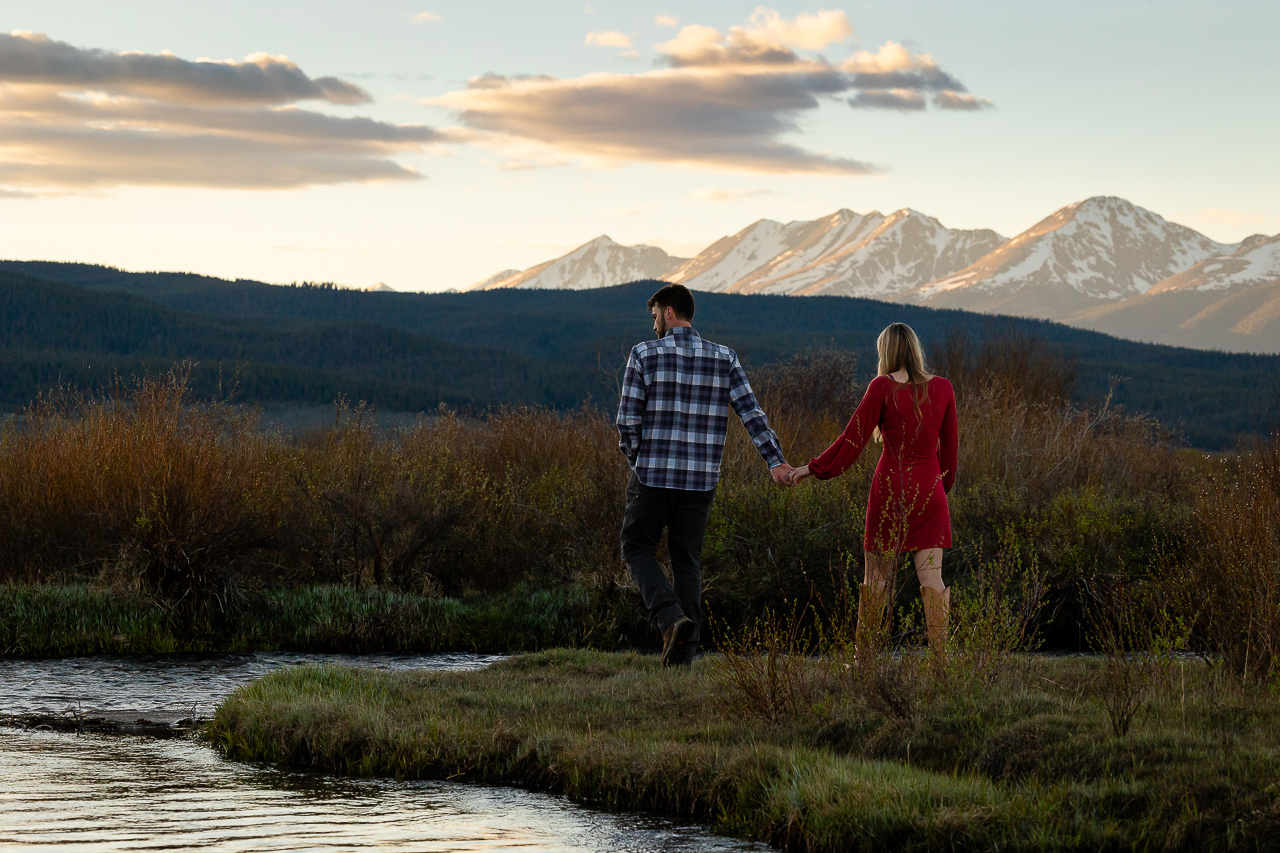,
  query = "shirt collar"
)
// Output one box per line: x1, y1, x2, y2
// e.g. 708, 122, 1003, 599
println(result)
664, 326, 700, 340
